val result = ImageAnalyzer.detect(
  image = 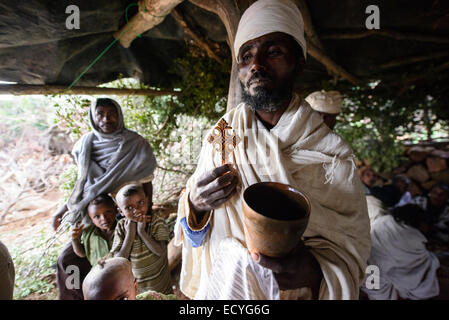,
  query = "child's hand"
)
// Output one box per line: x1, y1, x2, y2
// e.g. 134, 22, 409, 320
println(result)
124, 218, 137, 235
71, 221, 84, 240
